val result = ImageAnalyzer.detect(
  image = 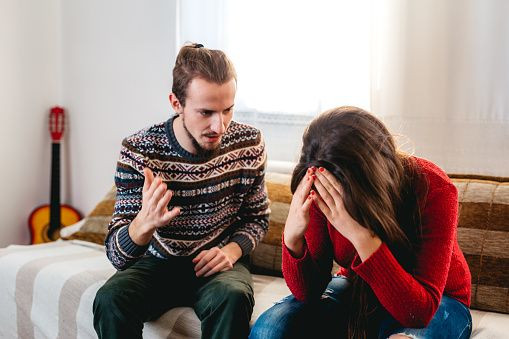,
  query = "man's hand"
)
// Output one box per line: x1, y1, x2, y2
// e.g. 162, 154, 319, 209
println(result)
192, 243, 242, 277
129, 168, 181, 245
